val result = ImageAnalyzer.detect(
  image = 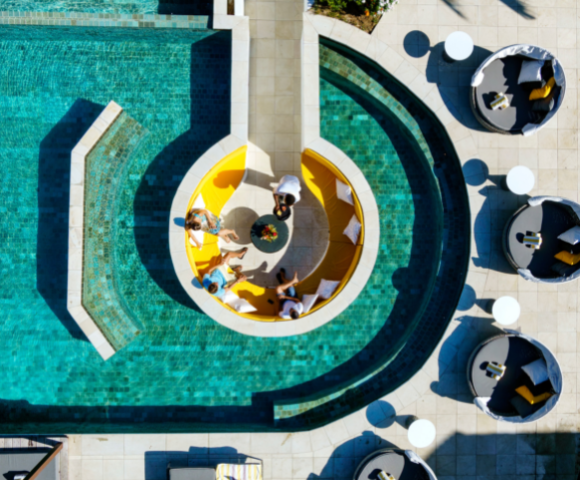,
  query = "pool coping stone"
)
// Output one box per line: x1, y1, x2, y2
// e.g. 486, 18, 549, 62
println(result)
67, 100, 123, 361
